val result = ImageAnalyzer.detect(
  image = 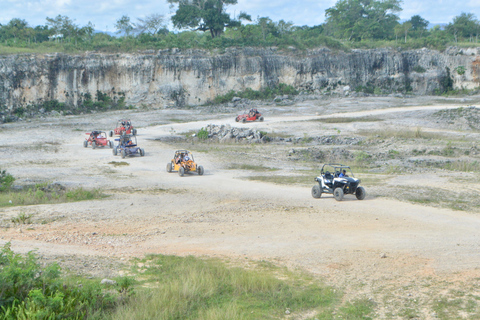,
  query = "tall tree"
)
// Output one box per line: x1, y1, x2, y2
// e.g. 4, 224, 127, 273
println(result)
447, 12, 479, 42
115, 15, 134, 37
135, 13, 167, 35
168, 0, 251, 38
324, 0, 402, 41
46, 15, 80, 42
